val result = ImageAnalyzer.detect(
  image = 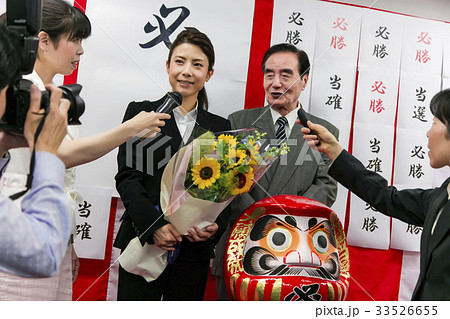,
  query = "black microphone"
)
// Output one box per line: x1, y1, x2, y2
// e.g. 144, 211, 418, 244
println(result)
297, 107, 320, 145
156, 91, 182, 113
